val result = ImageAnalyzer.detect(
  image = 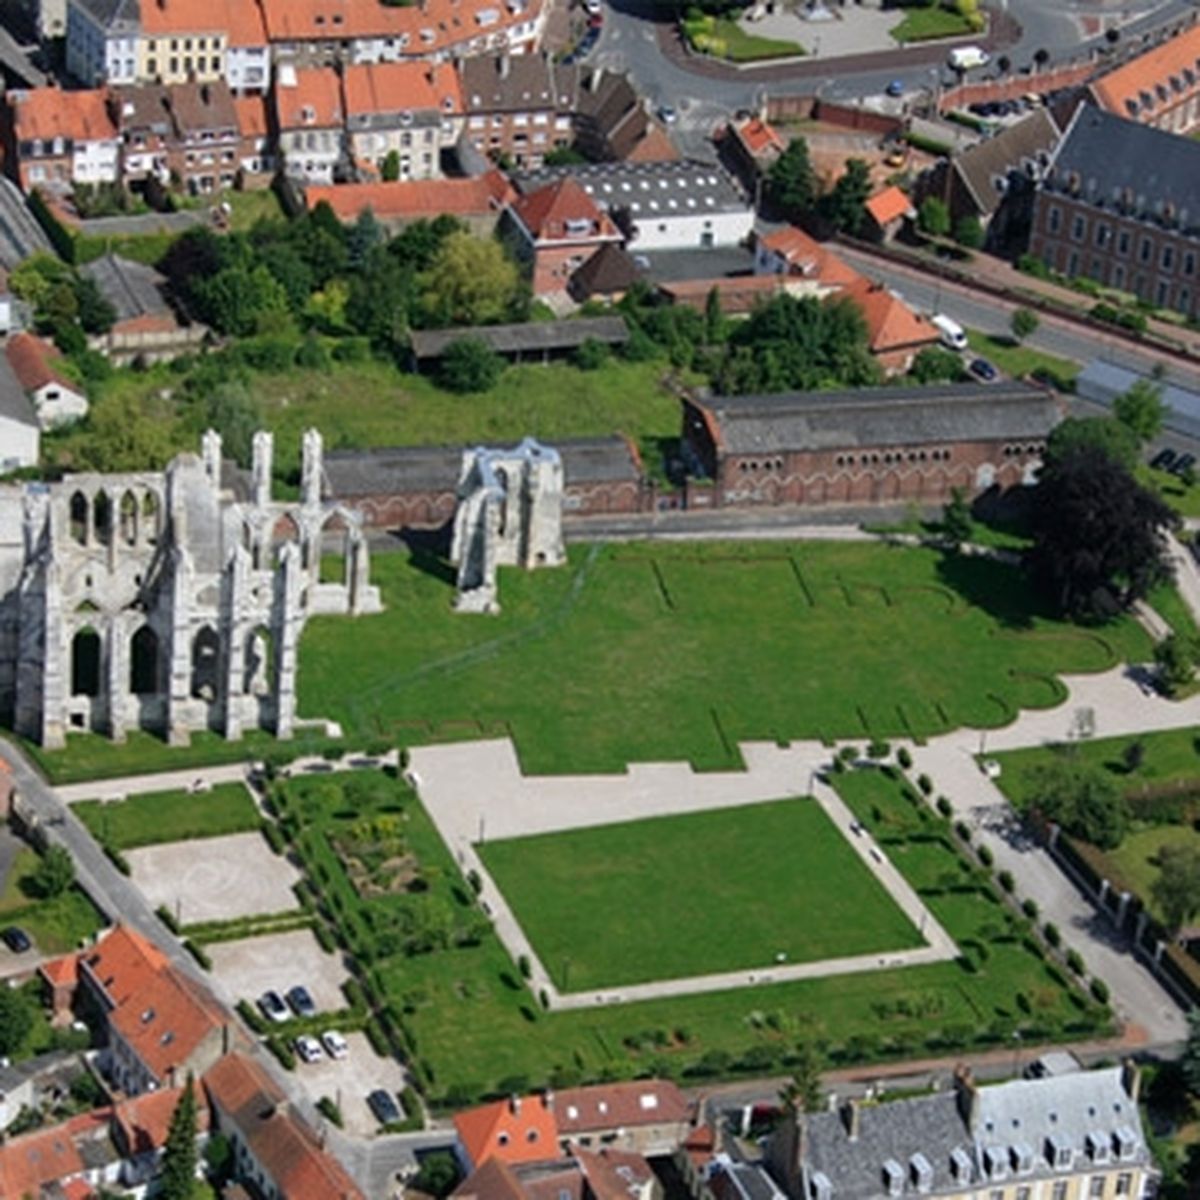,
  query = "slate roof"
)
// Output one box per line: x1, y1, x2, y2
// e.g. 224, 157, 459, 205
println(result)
0, 352, 38, 429
71, 0, 138, 31
691, 382, 1060, 455
410, 316, 629, 360
1043, 106, 1200, 235
953, 108, 1059, 217
81, 254, 172, 322
462, 53, 579, 114
569, 242, 640, 299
